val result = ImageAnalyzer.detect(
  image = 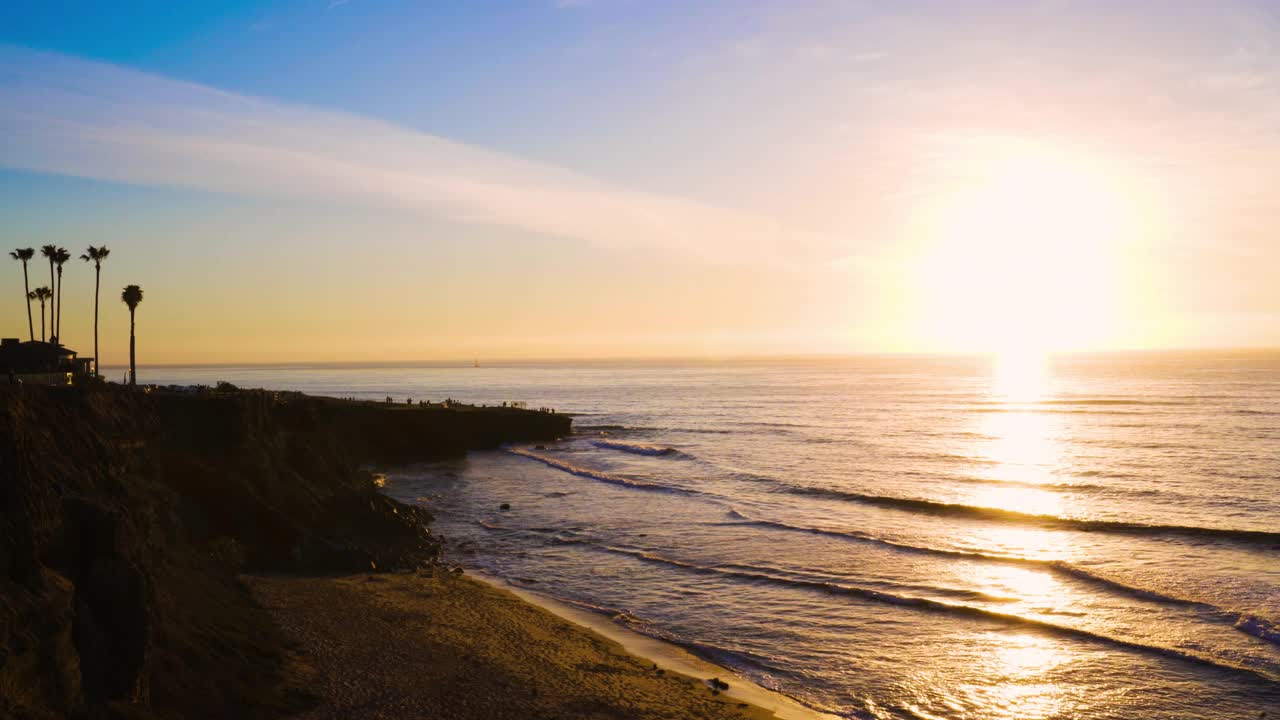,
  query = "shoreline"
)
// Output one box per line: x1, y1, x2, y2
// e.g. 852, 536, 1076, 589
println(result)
248, 571, 809, 719
474, 571, 840, 720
